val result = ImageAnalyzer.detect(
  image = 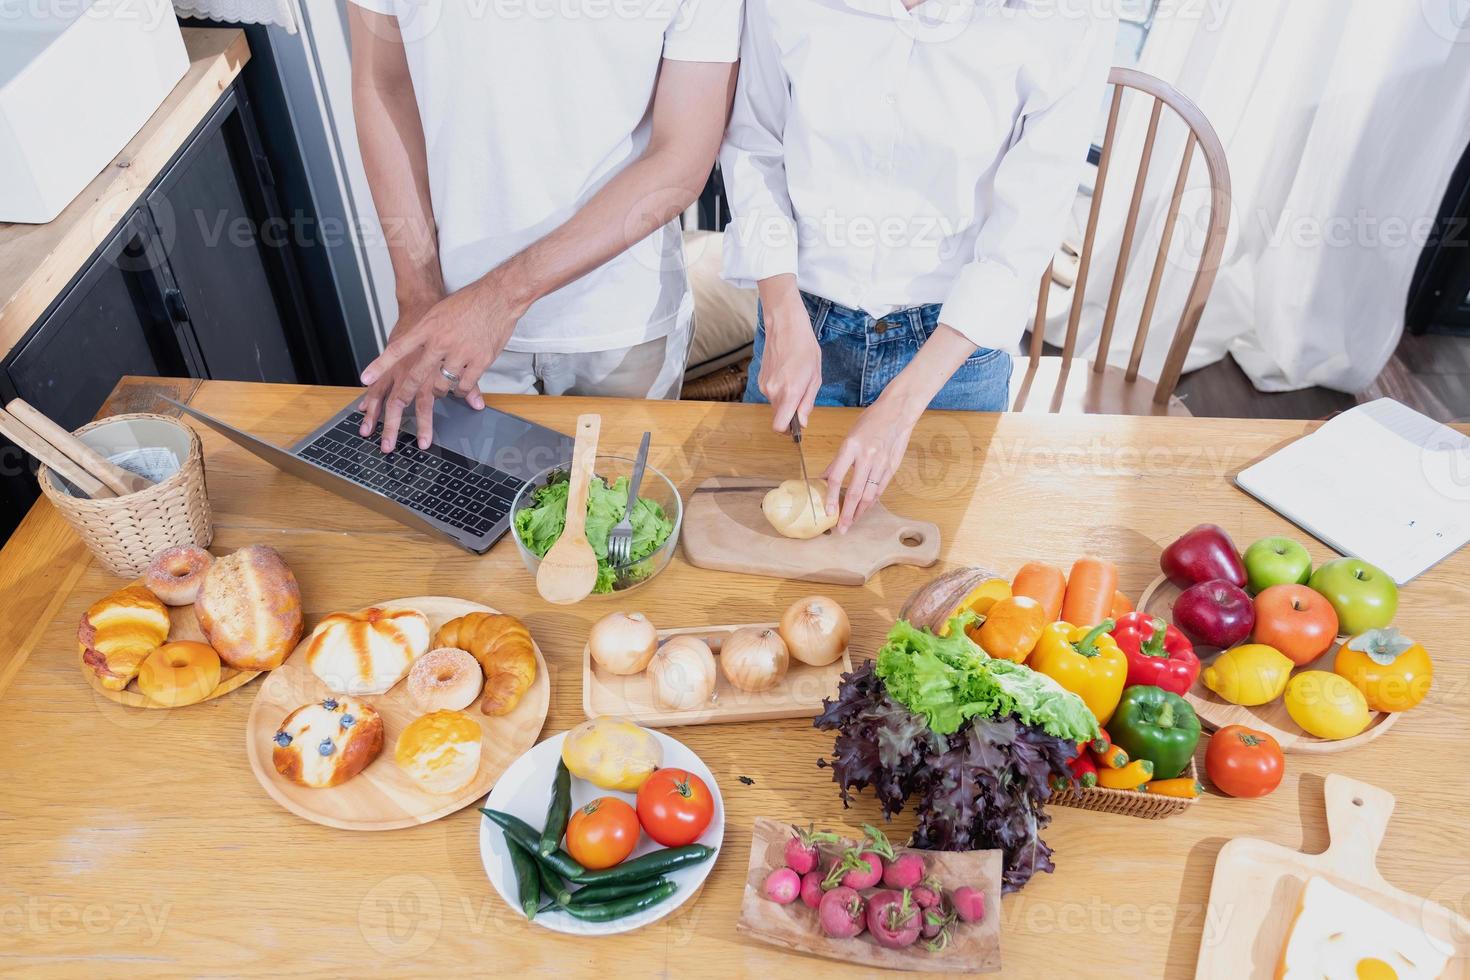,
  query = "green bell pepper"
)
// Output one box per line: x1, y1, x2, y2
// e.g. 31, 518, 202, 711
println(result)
1107, 685, 1201, 780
